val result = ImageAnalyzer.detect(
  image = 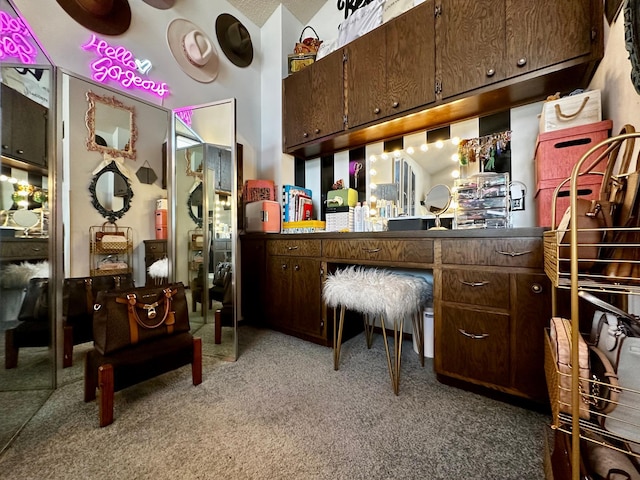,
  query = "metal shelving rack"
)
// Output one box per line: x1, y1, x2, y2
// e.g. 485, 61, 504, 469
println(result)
544, 132, 640, 479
